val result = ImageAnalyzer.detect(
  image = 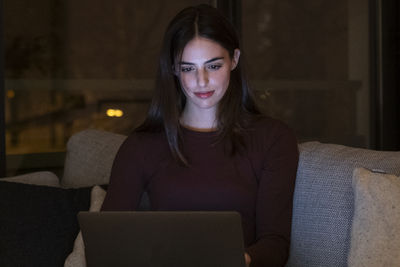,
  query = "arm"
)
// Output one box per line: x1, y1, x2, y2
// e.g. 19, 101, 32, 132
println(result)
246, 125, 299, 267
101, 134, 147, 211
